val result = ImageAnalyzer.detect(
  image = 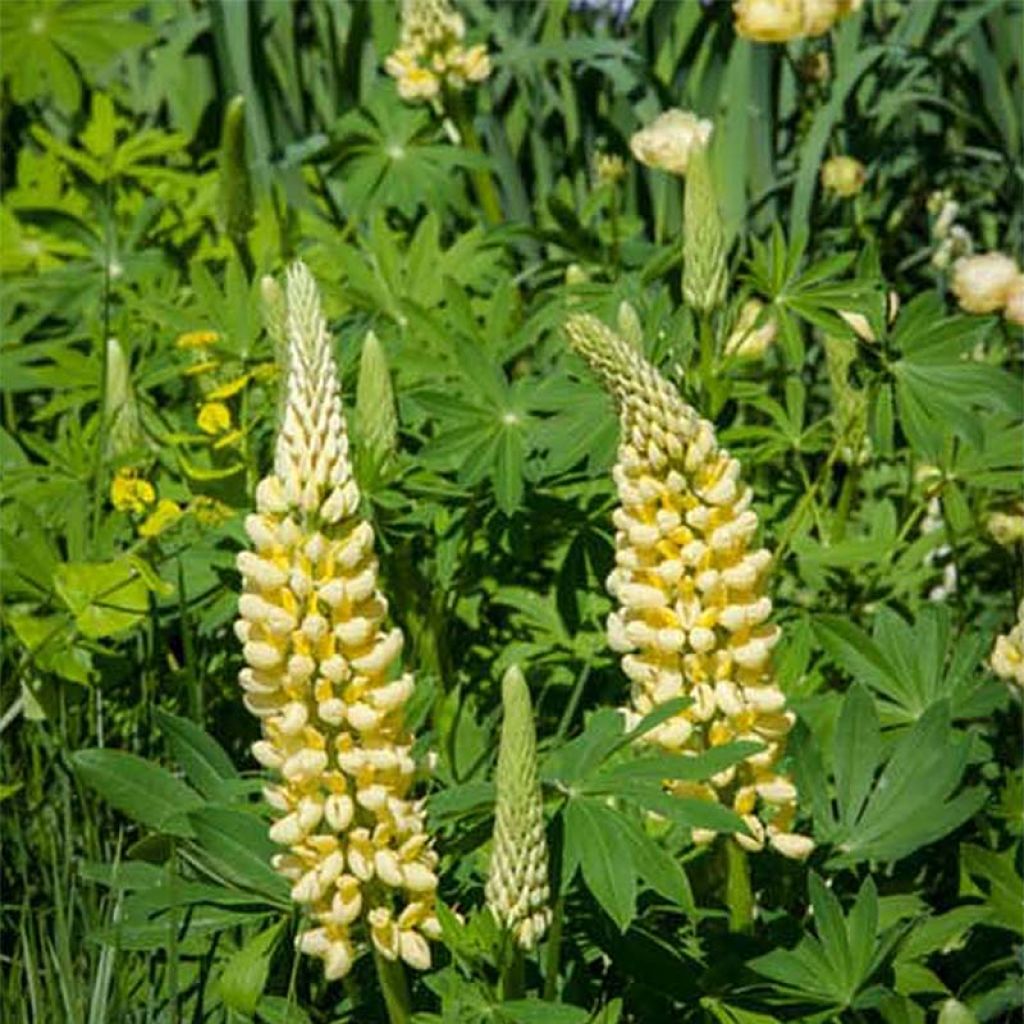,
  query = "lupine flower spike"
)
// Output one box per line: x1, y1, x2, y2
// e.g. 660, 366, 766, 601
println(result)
565, 313, 813, 861
235, 261, 441, 981
486, 666, 551, 950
